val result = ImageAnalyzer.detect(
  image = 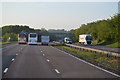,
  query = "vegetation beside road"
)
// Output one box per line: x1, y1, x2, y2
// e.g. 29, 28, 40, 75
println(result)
1, 14, 119, 48
1, 25, 69, 42
55, 45, 120, 73
1, 25, 48, 42
70, 14, 120, 47
0, 42, 10, 44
